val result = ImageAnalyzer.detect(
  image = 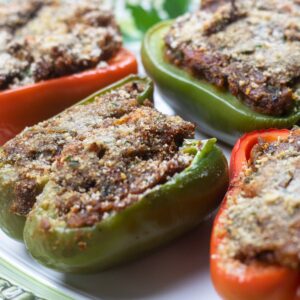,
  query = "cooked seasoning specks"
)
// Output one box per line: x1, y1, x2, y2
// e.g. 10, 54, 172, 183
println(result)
220, 128, 300, 269
0, 81, 195, 228
165, 0, 300, 116
0, 0, 122, 90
